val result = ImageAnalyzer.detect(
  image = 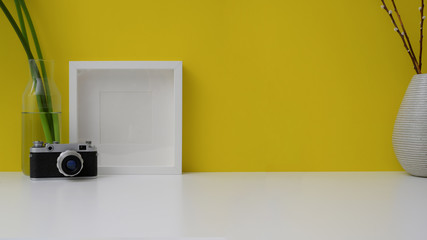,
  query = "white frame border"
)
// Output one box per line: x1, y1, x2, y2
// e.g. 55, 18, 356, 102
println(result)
69, 61, 182, 175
